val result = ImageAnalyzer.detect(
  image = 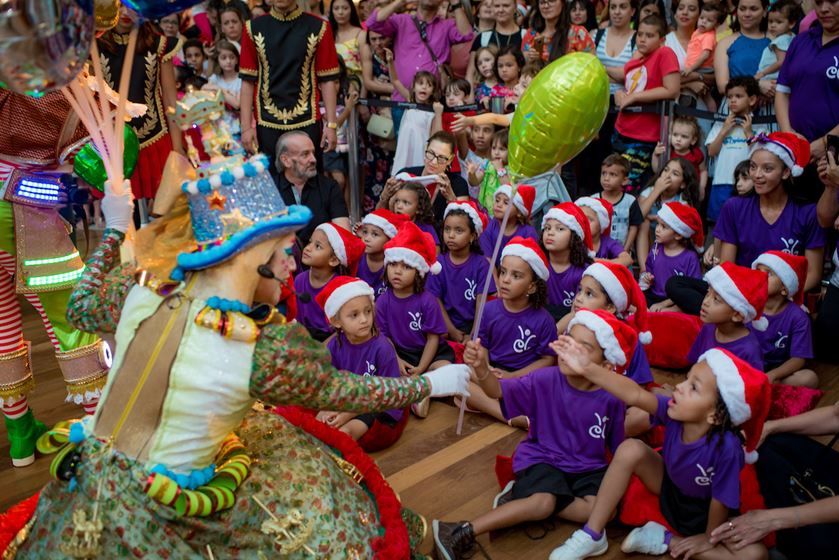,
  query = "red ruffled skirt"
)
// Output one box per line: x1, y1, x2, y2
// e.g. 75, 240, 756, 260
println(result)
131, 133, 175, 200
